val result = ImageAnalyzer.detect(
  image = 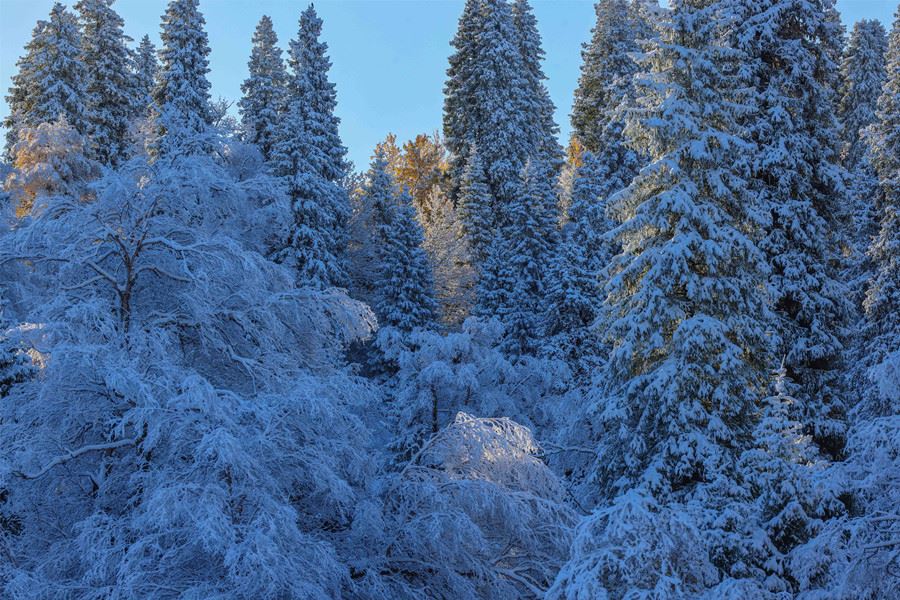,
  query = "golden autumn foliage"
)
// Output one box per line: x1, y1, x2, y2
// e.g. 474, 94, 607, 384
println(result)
375, 132, 448, 225
5, 117, 97, 216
